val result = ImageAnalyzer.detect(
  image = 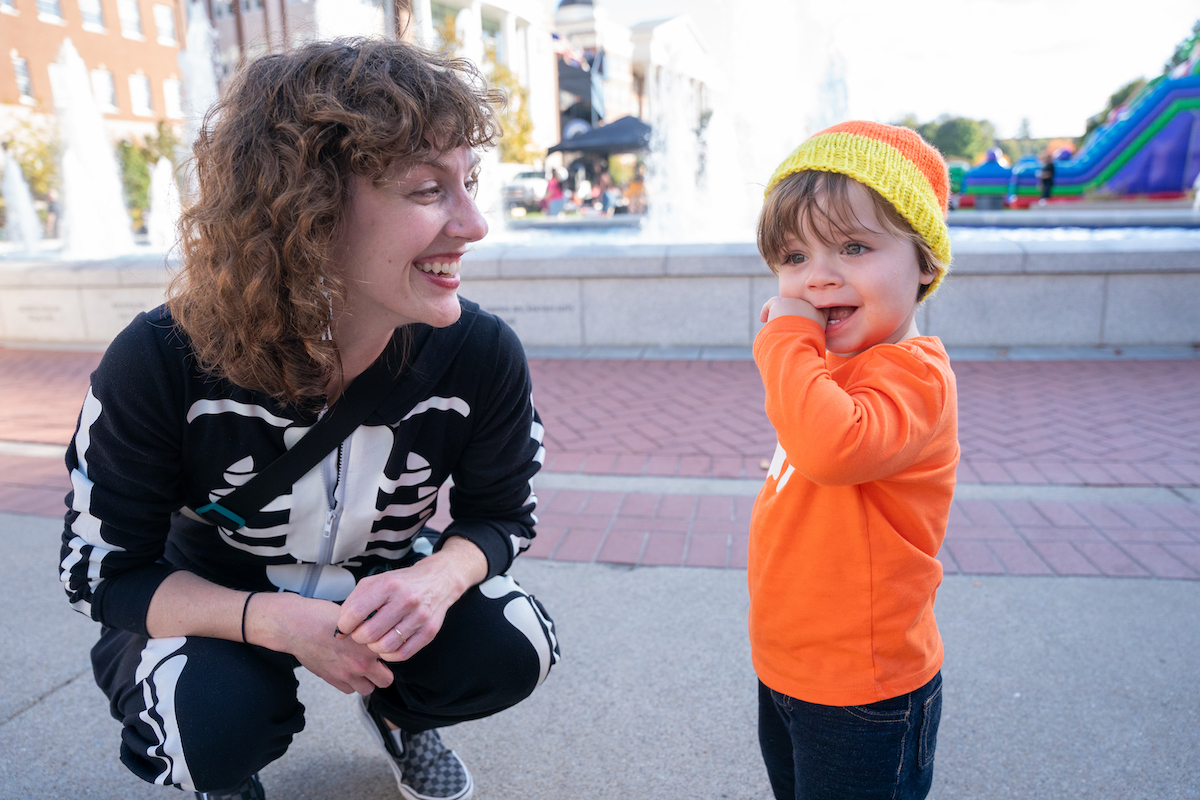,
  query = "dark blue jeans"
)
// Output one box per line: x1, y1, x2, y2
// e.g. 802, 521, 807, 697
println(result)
758, 672, 942, 800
